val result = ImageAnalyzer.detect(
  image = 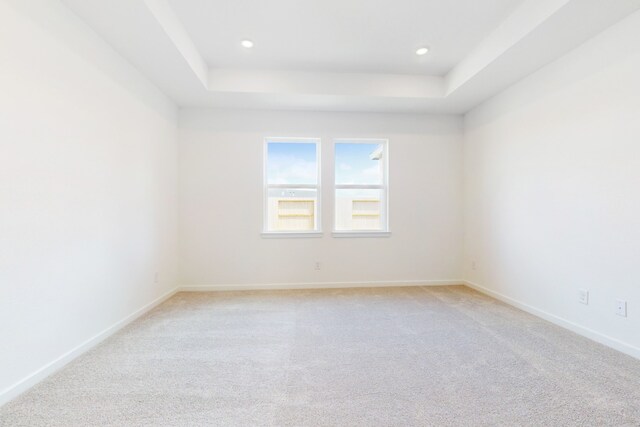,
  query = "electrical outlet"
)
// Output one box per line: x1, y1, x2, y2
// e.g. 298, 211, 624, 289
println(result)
615, 299, 627, 317
471, 261, 477, 271
154, 272, 159, 284
315, 262, 321, 271
578, 289, 589, 305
